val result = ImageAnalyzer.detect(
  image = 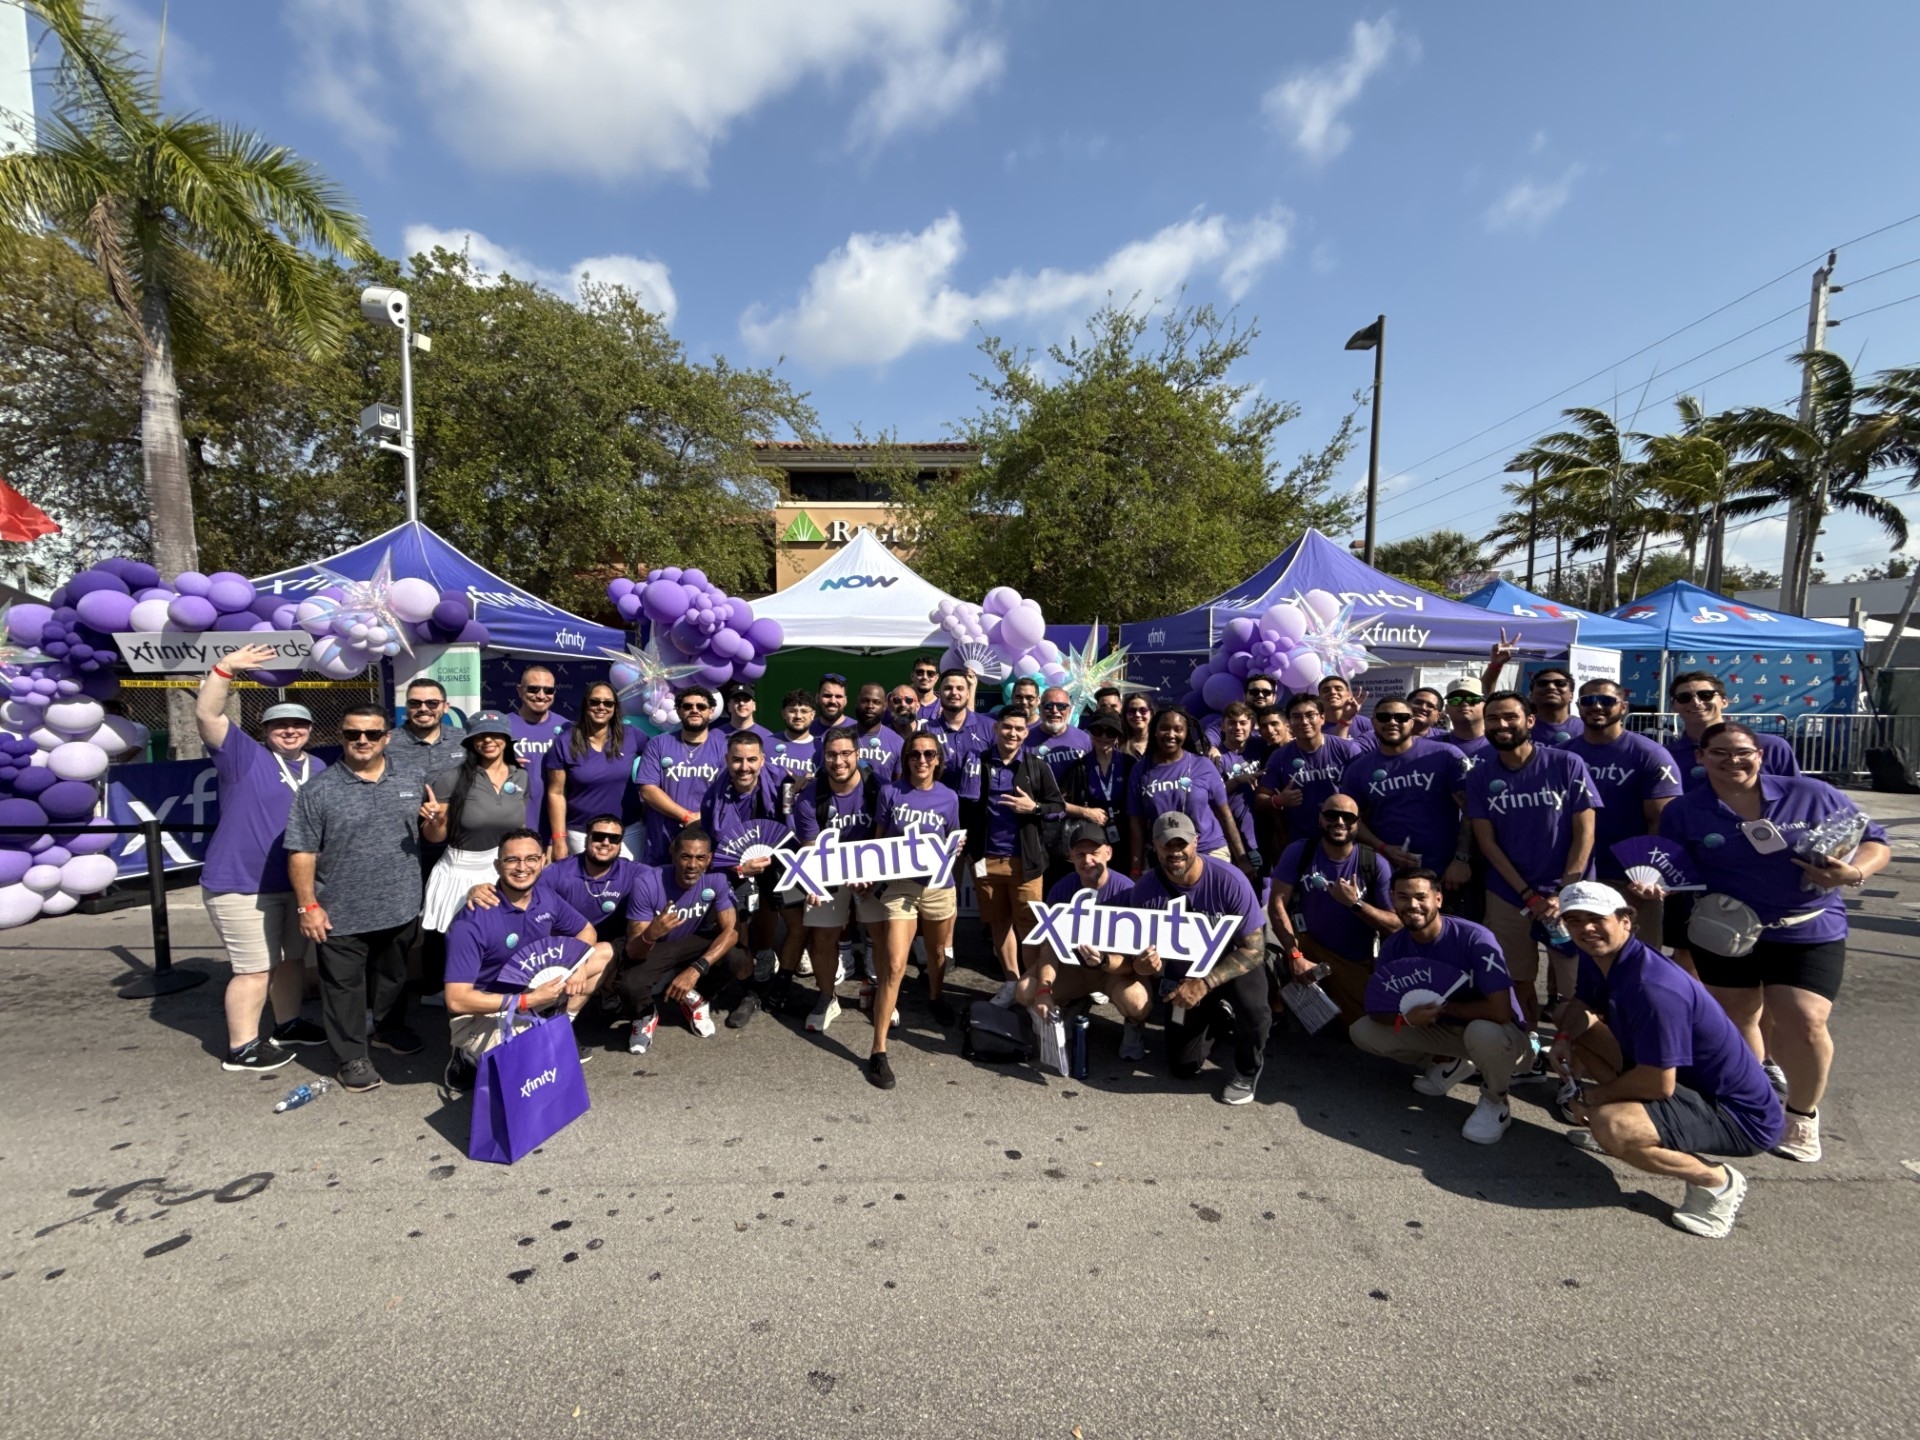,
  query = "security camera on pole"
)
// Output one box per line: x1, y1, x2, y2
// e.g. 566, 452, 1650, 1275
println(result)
358, 286, 430, 522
